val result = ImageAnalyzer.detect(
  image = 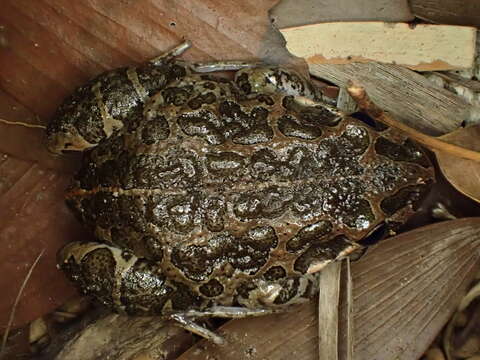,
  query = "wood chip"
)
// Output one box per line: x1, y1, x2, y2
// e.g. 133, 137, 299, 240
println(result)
281, 22, 477, 71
